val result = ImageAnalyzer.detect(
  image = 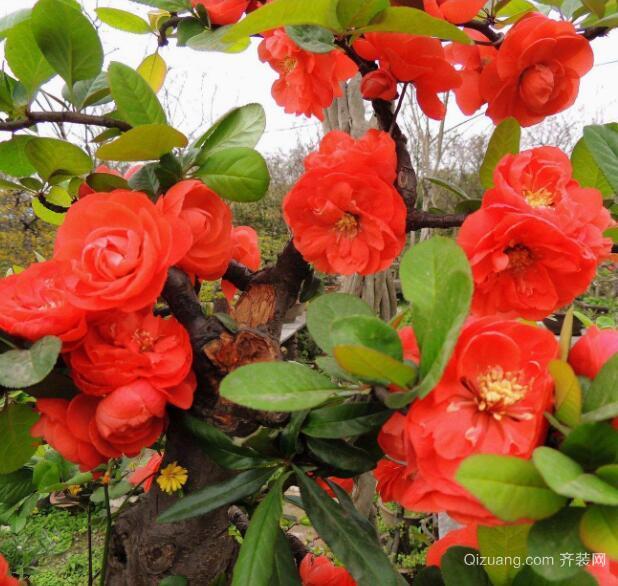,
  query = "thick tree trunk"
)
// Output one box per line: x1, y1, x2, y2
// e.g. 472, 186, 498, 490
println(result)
106, 420, 237, 585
